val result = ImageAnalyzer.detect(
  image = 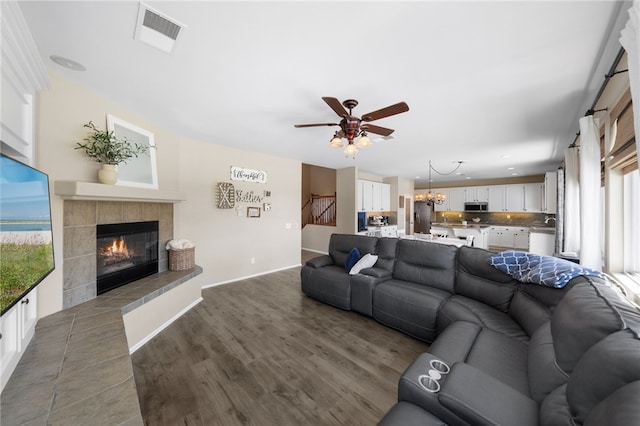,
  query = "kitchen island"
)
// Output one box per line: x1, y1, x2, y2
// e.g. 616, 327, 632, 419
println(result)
427, 222, 491, 249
